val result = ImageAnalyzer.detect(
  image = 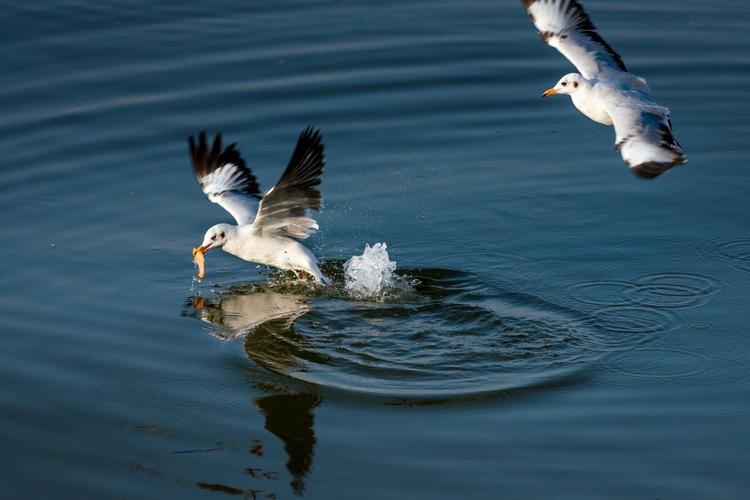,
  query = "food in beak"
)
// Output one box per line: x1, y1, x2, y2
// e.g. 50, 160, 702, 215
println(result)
542, 88, 557, 97
192, 247, 206, 279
